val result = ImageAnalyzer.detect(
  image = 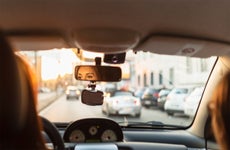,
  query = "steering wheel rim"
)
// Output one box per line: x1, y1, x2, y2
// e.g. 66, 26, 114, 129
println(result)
40, 116, 65, 150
